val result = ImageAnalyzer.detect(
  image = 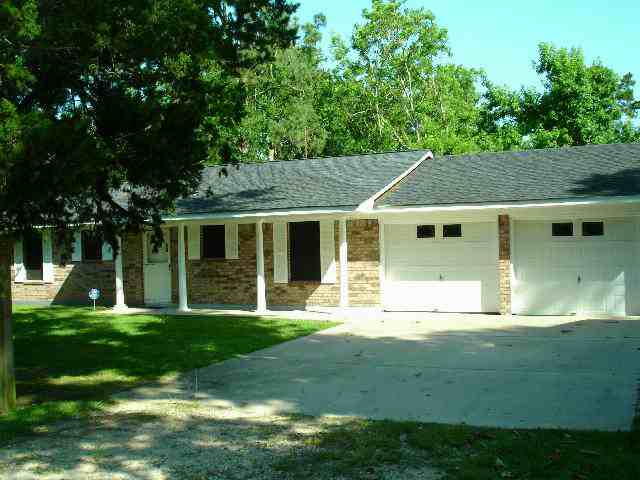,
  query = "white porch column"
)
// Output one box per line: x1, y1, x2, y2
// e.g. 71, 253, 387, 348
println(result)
339, 218, 349, 308
177, 223, 190, 312
256, 220, 267, 313
113, 235, 128, 311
